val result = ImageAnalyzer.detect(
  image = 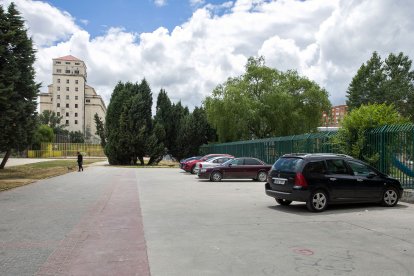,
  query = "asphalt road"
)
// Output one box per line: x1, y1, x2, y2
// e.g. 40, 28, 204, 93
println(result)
0, 166, 413, 275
